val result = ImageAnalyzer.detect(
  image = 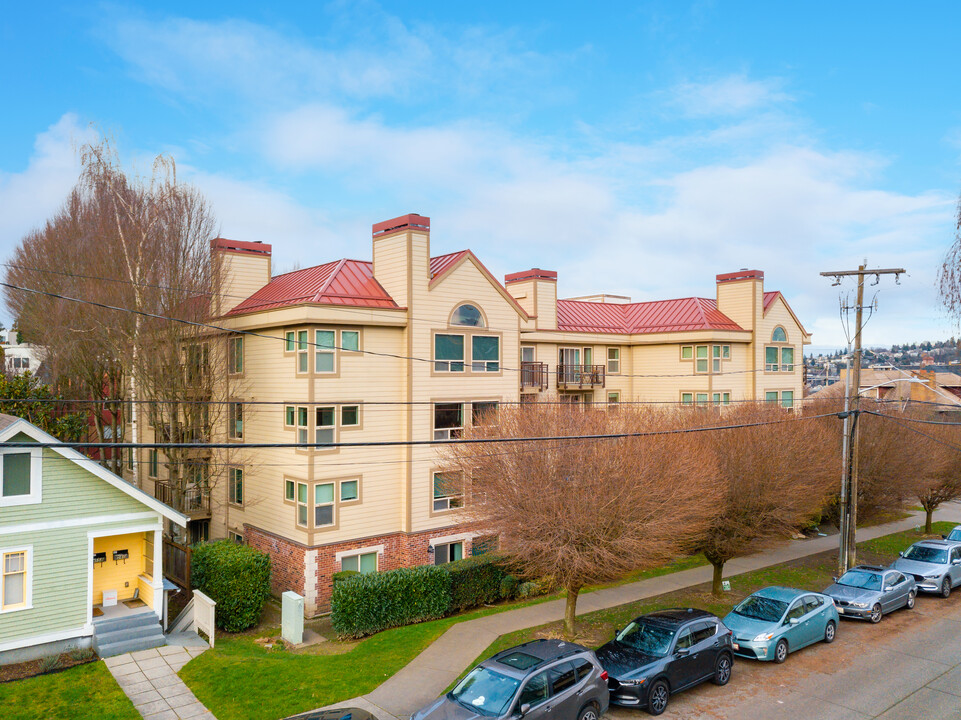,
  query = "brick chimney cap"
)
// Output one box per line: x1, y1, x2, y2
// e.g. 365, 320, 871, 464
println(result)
716, 269, 763, 283
505, 268, 558, 284
211, 237, 272, 256
372, 213, 431, 237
